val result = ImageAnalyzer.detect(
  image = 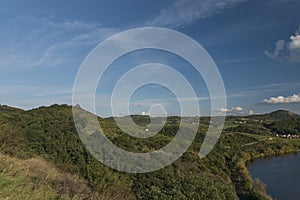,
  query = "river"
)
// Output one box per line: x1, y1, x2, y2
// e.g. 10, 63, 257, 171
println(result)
247, 152, 300, 200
